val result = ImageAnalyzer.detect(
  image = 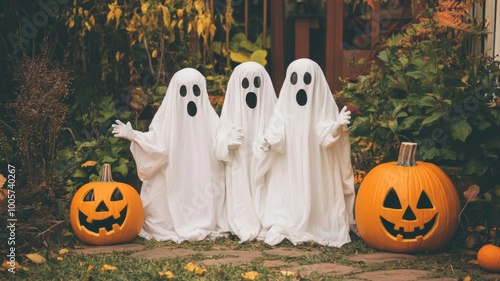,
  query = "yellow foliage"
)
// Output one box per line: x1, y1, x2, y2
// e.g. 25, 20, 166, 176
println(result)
242, 271, 259, 280
158, 271, 175, 279
1, 260, 27, 271
58, 248, 69, 255
141, 3, 150, 14
25, 253, 46, 264
184, 262, 207, 275
81, 160, 97, 168
101, 264, 117, 271
0, 174, 5, 188
107, 0, 122, 27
